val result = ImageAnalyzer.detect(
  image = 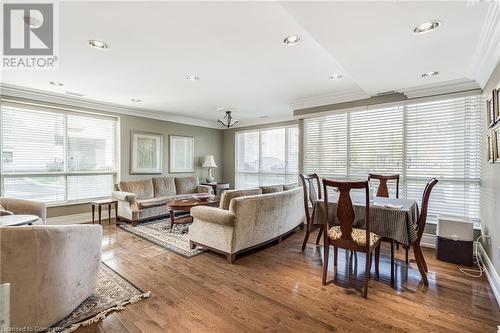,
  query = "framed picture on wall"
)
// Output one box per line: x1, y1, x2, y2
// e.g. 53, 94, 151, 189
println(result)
487, 93, 496, 128
169, 135, 194, 173
130, 131, 163, 174
495, 88, 500, 123
487, 132, 496, 163
495, 128, 500, 163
